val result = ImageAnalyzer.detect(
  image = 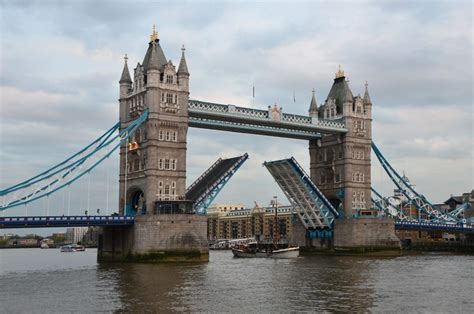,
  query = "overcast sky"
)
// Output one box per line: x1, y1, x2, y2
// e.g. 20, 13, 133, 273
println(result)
0, 0, 472, 234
